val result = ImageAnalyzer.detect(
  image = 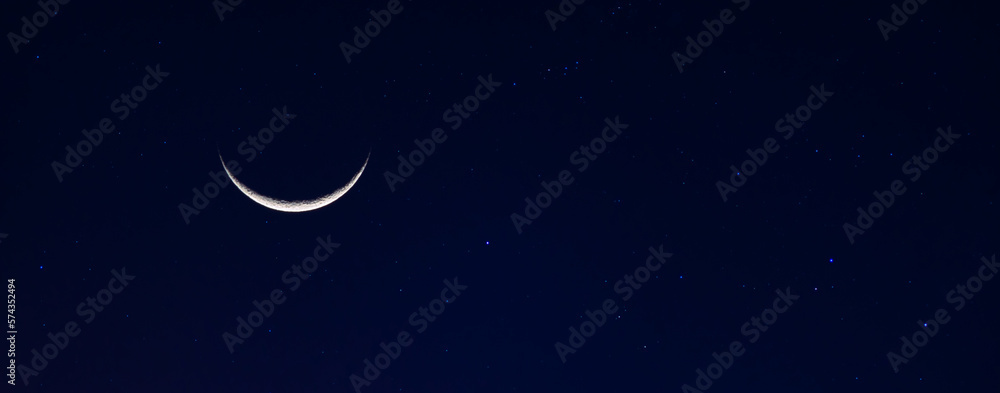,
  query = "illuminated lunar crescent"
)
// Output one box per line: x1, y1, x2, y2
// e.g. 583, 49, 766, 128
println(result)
218, 149, 369, 213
